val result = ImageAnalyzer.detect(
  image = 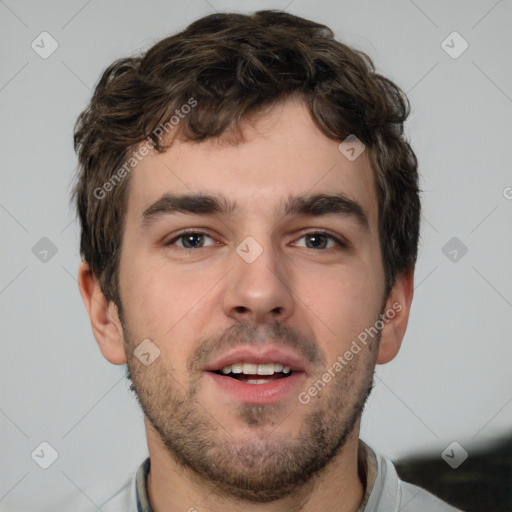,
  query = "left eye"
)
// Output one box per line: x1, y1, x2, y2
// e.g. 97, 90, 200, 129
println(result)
166, 232, 217, 249
293, 232, 344, 250
165, 231, 345, 250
